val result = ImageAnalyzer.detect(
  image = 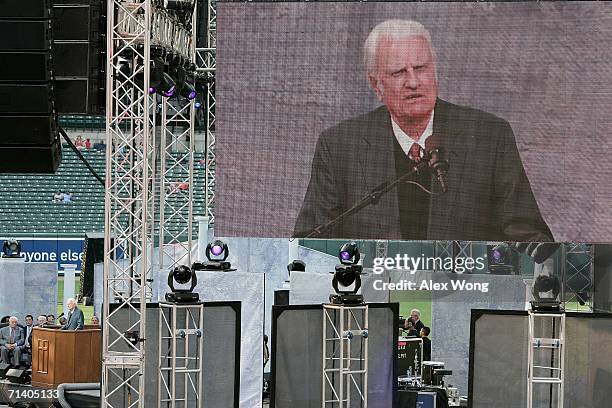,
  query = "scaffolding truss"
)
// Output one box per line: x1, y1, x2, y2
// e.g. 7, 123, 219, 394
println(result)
527, 310, 565, 408
158, 0, 197, 272
322, 304, 369, 408
103, 0, 154, 406
159, 98, 196, 271
104, 0, 199, 406
195, 0, 216, 224
561, 243, 594, 312
434, 241, 474, 273
375, 240, 388, 260
158, 302, 205, 408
